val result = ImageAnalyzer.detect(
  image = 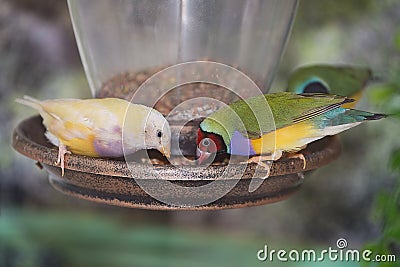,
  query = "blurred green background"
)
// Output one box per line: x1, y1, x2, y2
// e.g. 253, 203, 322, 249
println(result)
1, 0, 399, 266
